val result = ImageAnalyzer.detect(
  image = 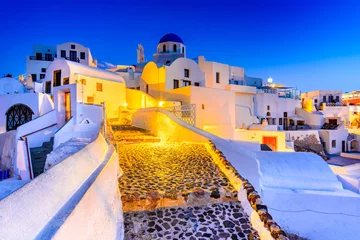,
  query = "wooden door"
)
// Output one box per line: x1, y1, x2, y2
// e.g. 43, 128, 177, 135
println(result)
65, 92, 71, 122
262, 136, 277, 151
